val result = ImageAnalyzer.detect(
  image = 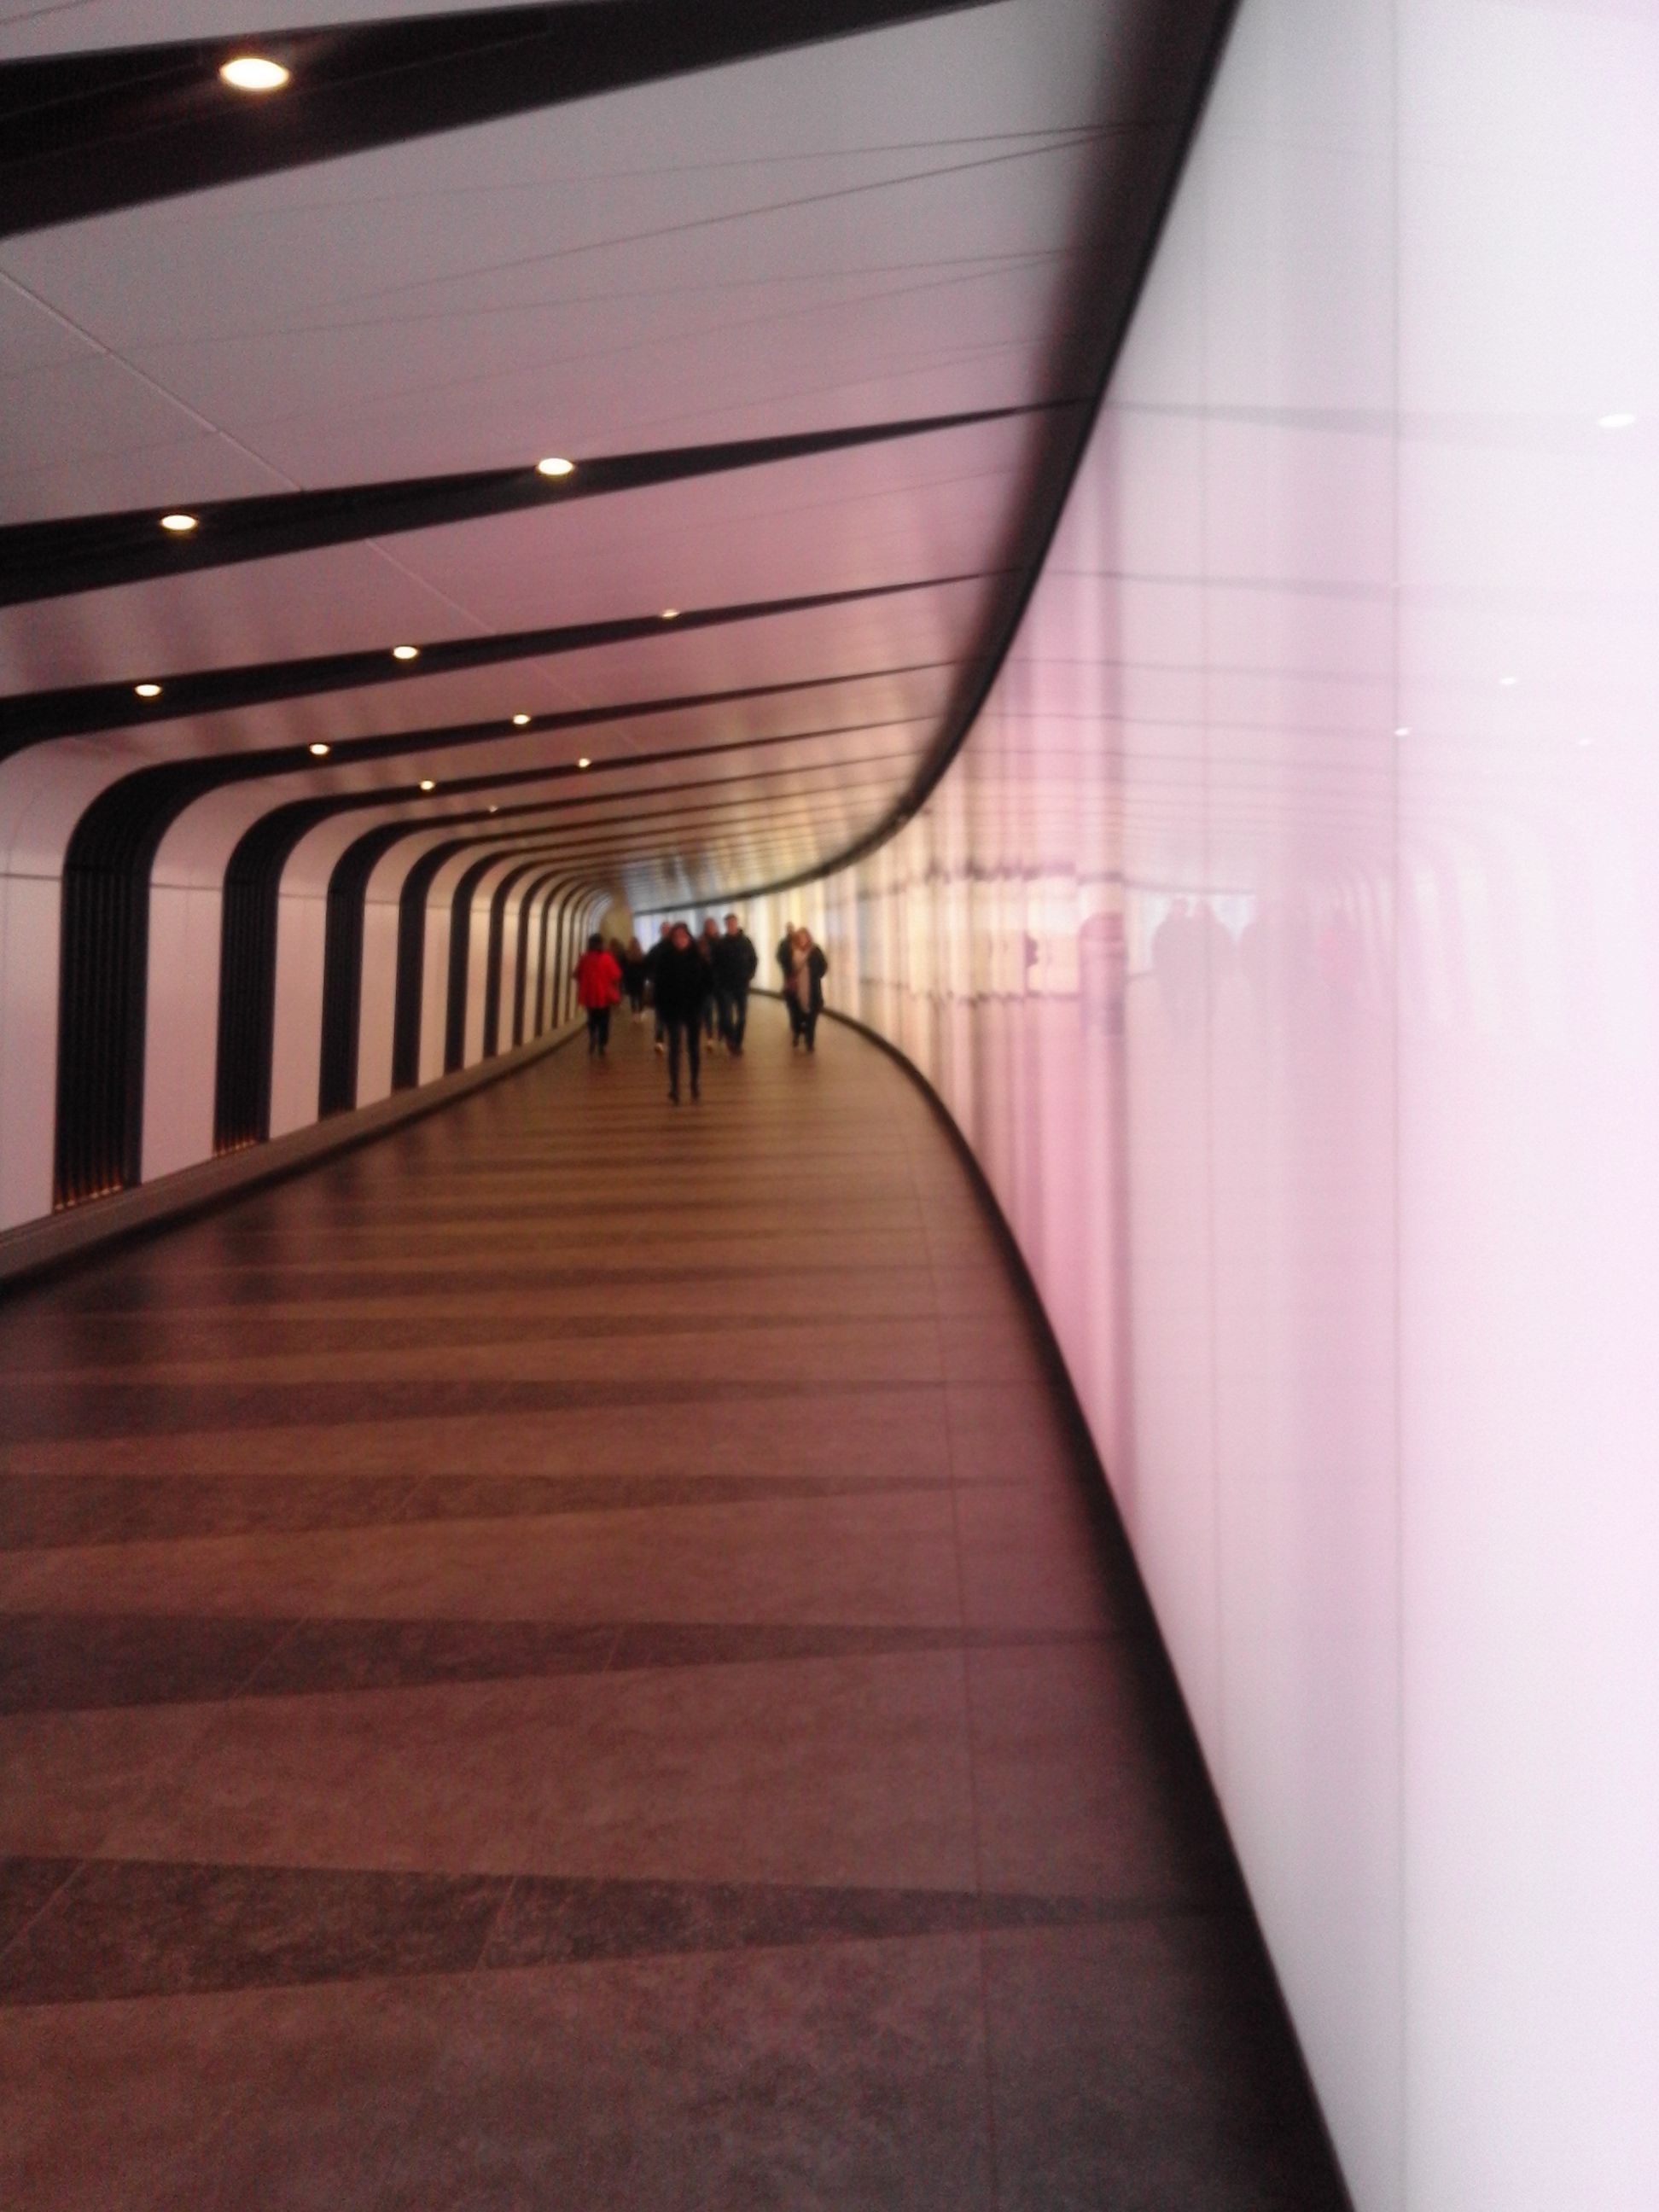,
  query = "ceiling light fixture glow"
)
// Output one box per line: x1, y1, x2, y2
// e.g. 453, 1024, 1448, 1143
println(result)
309, 742, 331, 756
391, 644, 419, 661
419, 778, 436, 792
1598, 412, 1638, 430
536, 457, 576, 478
660, 608, 680, 620
219, 55, 290, 91
160, 512, 198, 533
134, 682, 162, 698
511, 713, 531, 726
577, 756, 591, 769
1499, 675, 1519, 687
